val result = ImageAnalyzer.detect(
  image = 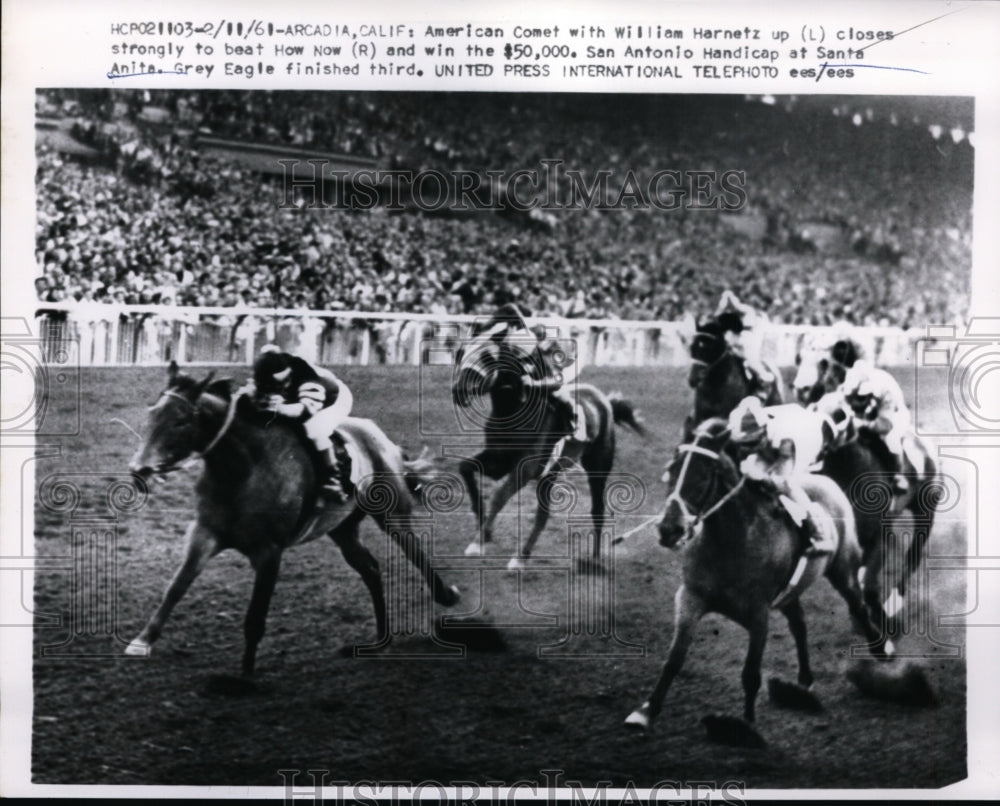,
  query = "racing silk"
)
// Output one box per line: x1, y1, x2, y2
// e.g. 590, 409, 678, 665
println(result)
261, 355, 342, 412
255, 354, 353, 451
731, 398, 827, 481
840, 361, 909, 449
715, 290, 770, 377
